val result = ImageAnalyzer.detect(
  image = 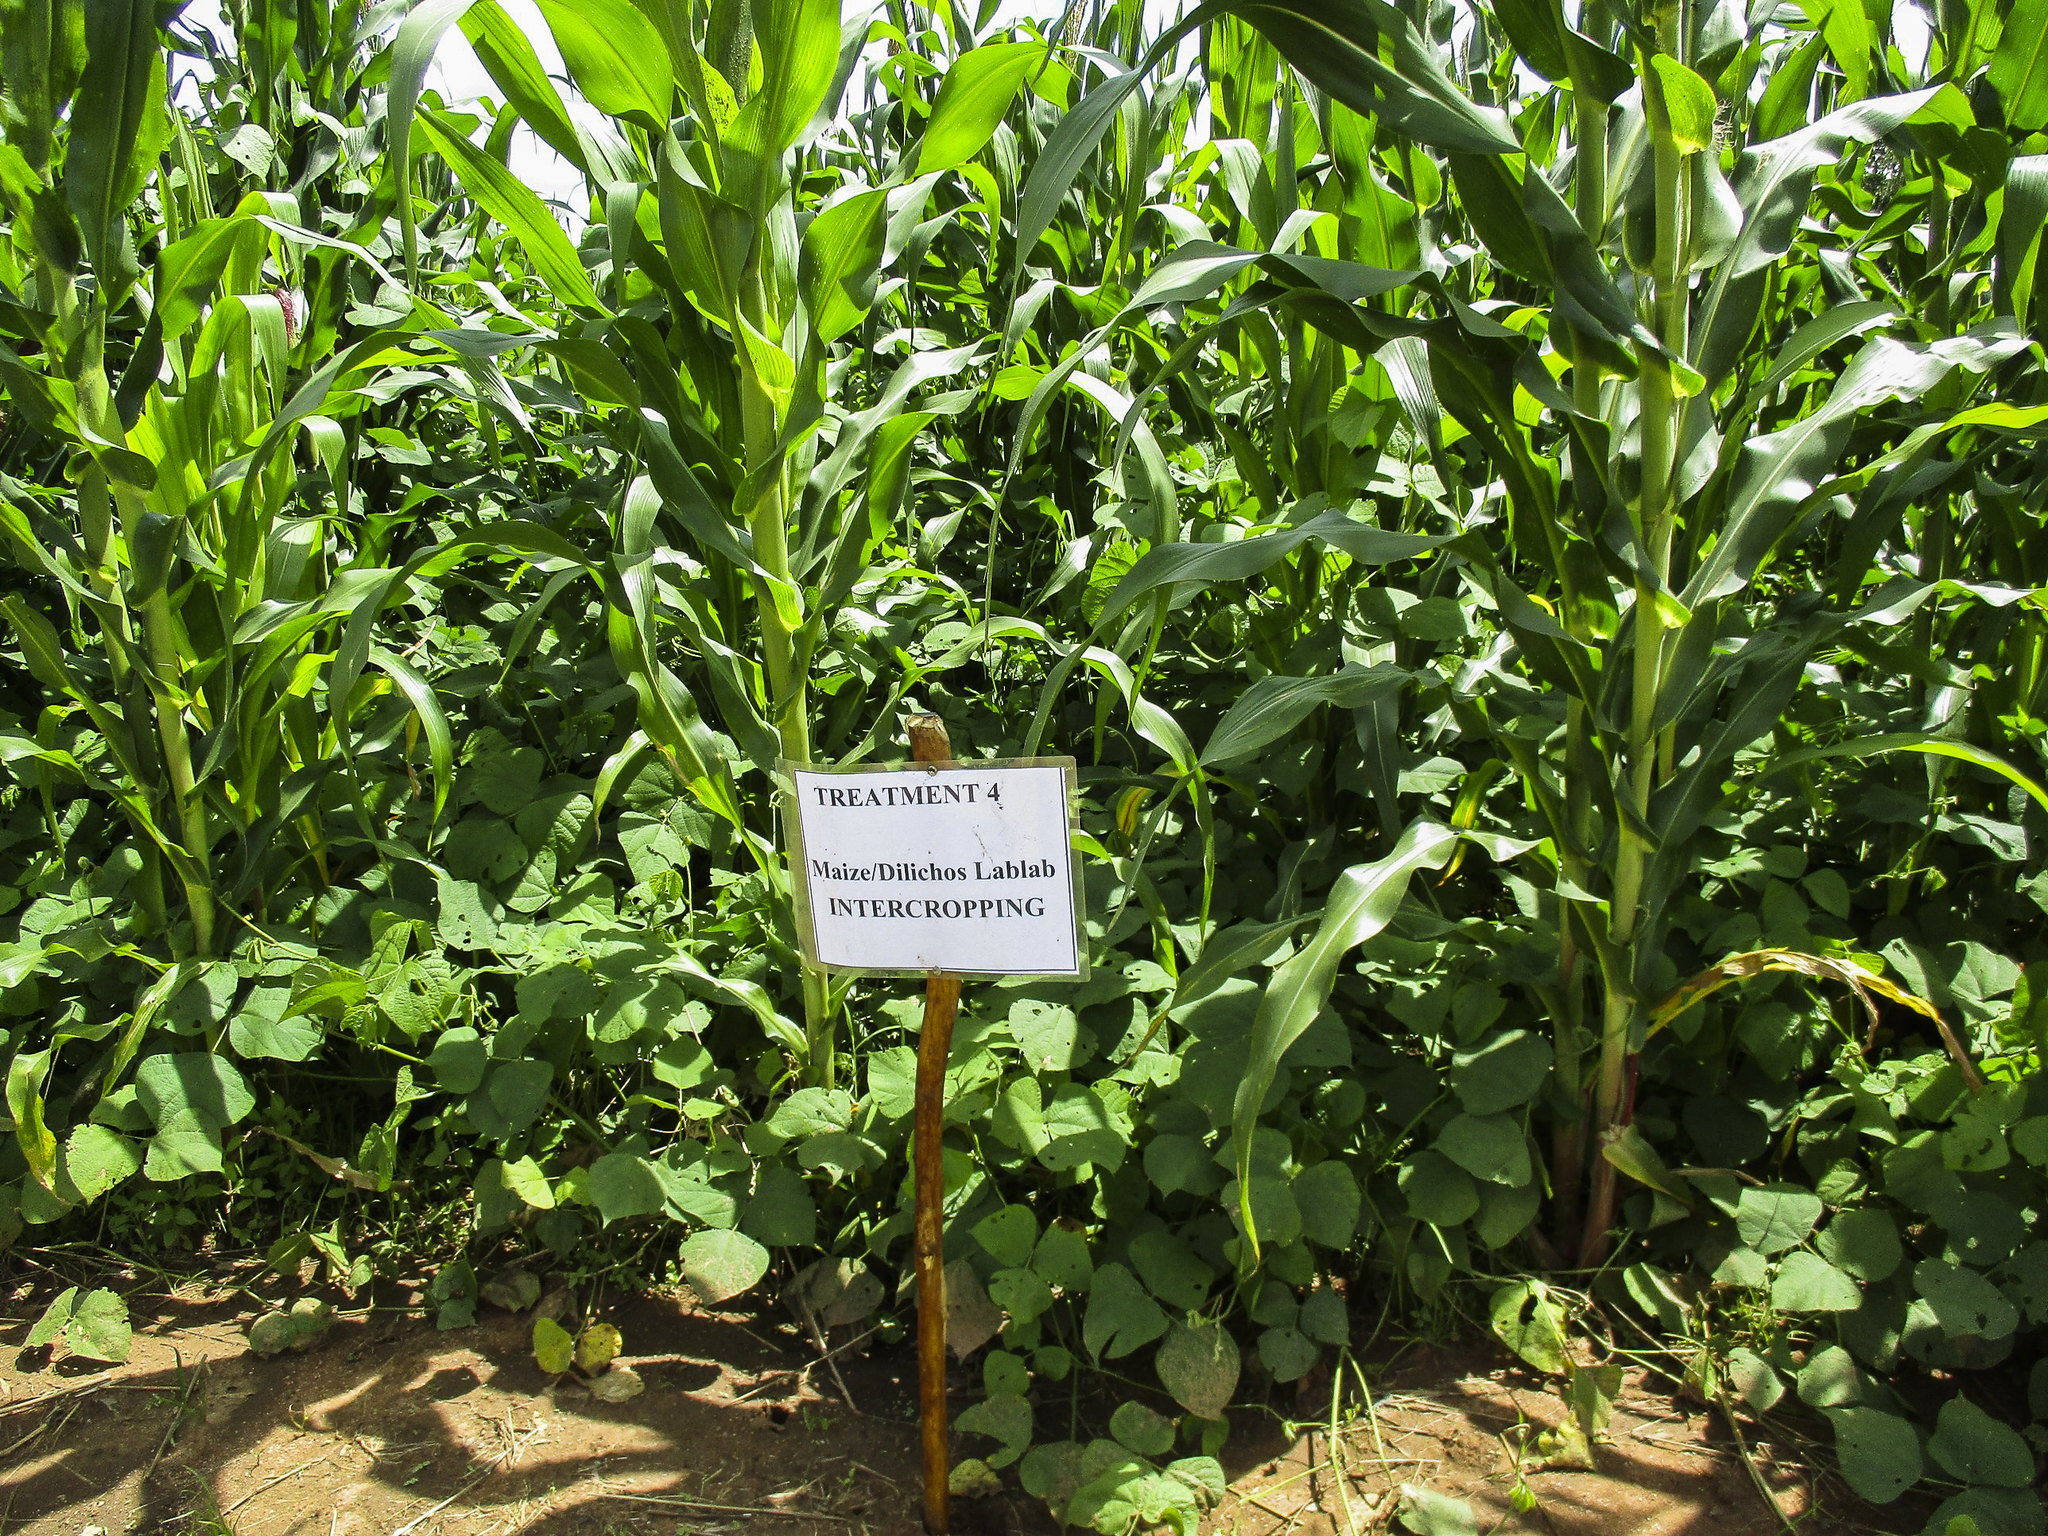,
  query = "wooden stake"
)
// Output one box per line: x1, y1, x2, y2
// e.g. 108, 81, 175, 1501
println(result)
907, 713, 959, 1535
